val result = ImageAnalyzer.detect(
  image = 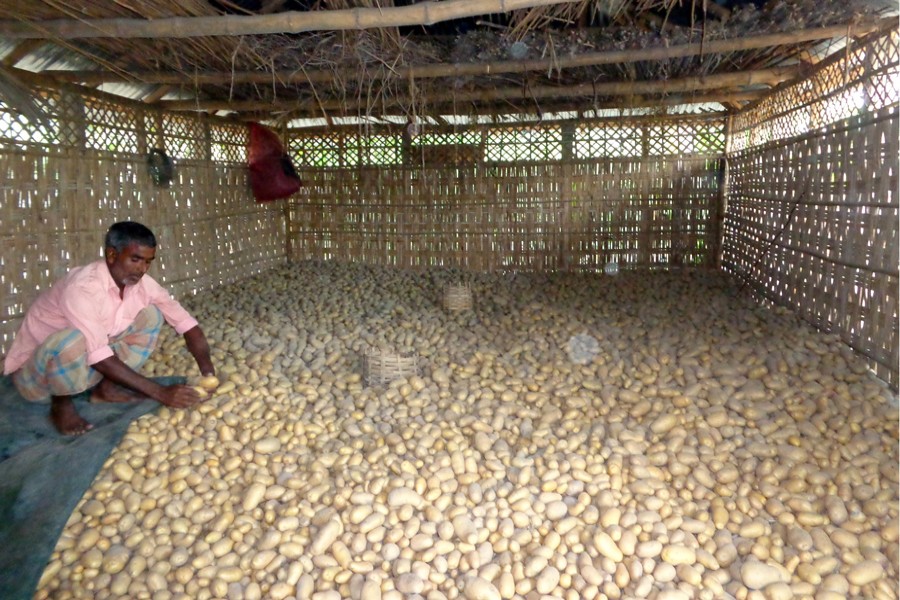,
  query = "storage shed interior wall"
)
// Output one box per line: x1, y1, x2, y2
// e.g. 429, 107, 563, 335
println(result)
723, 29, 899, 388
286, 116, 725, 273
0, 28, 896, 389
0, 98, 287, 367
